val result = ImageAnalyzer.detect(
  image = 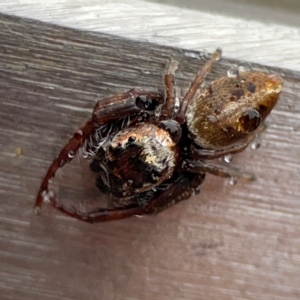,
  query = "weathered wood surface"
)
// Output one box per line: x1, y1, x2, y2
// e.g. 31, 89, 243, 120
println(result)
0, 13, 300, 300
1, 0, 300, 71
